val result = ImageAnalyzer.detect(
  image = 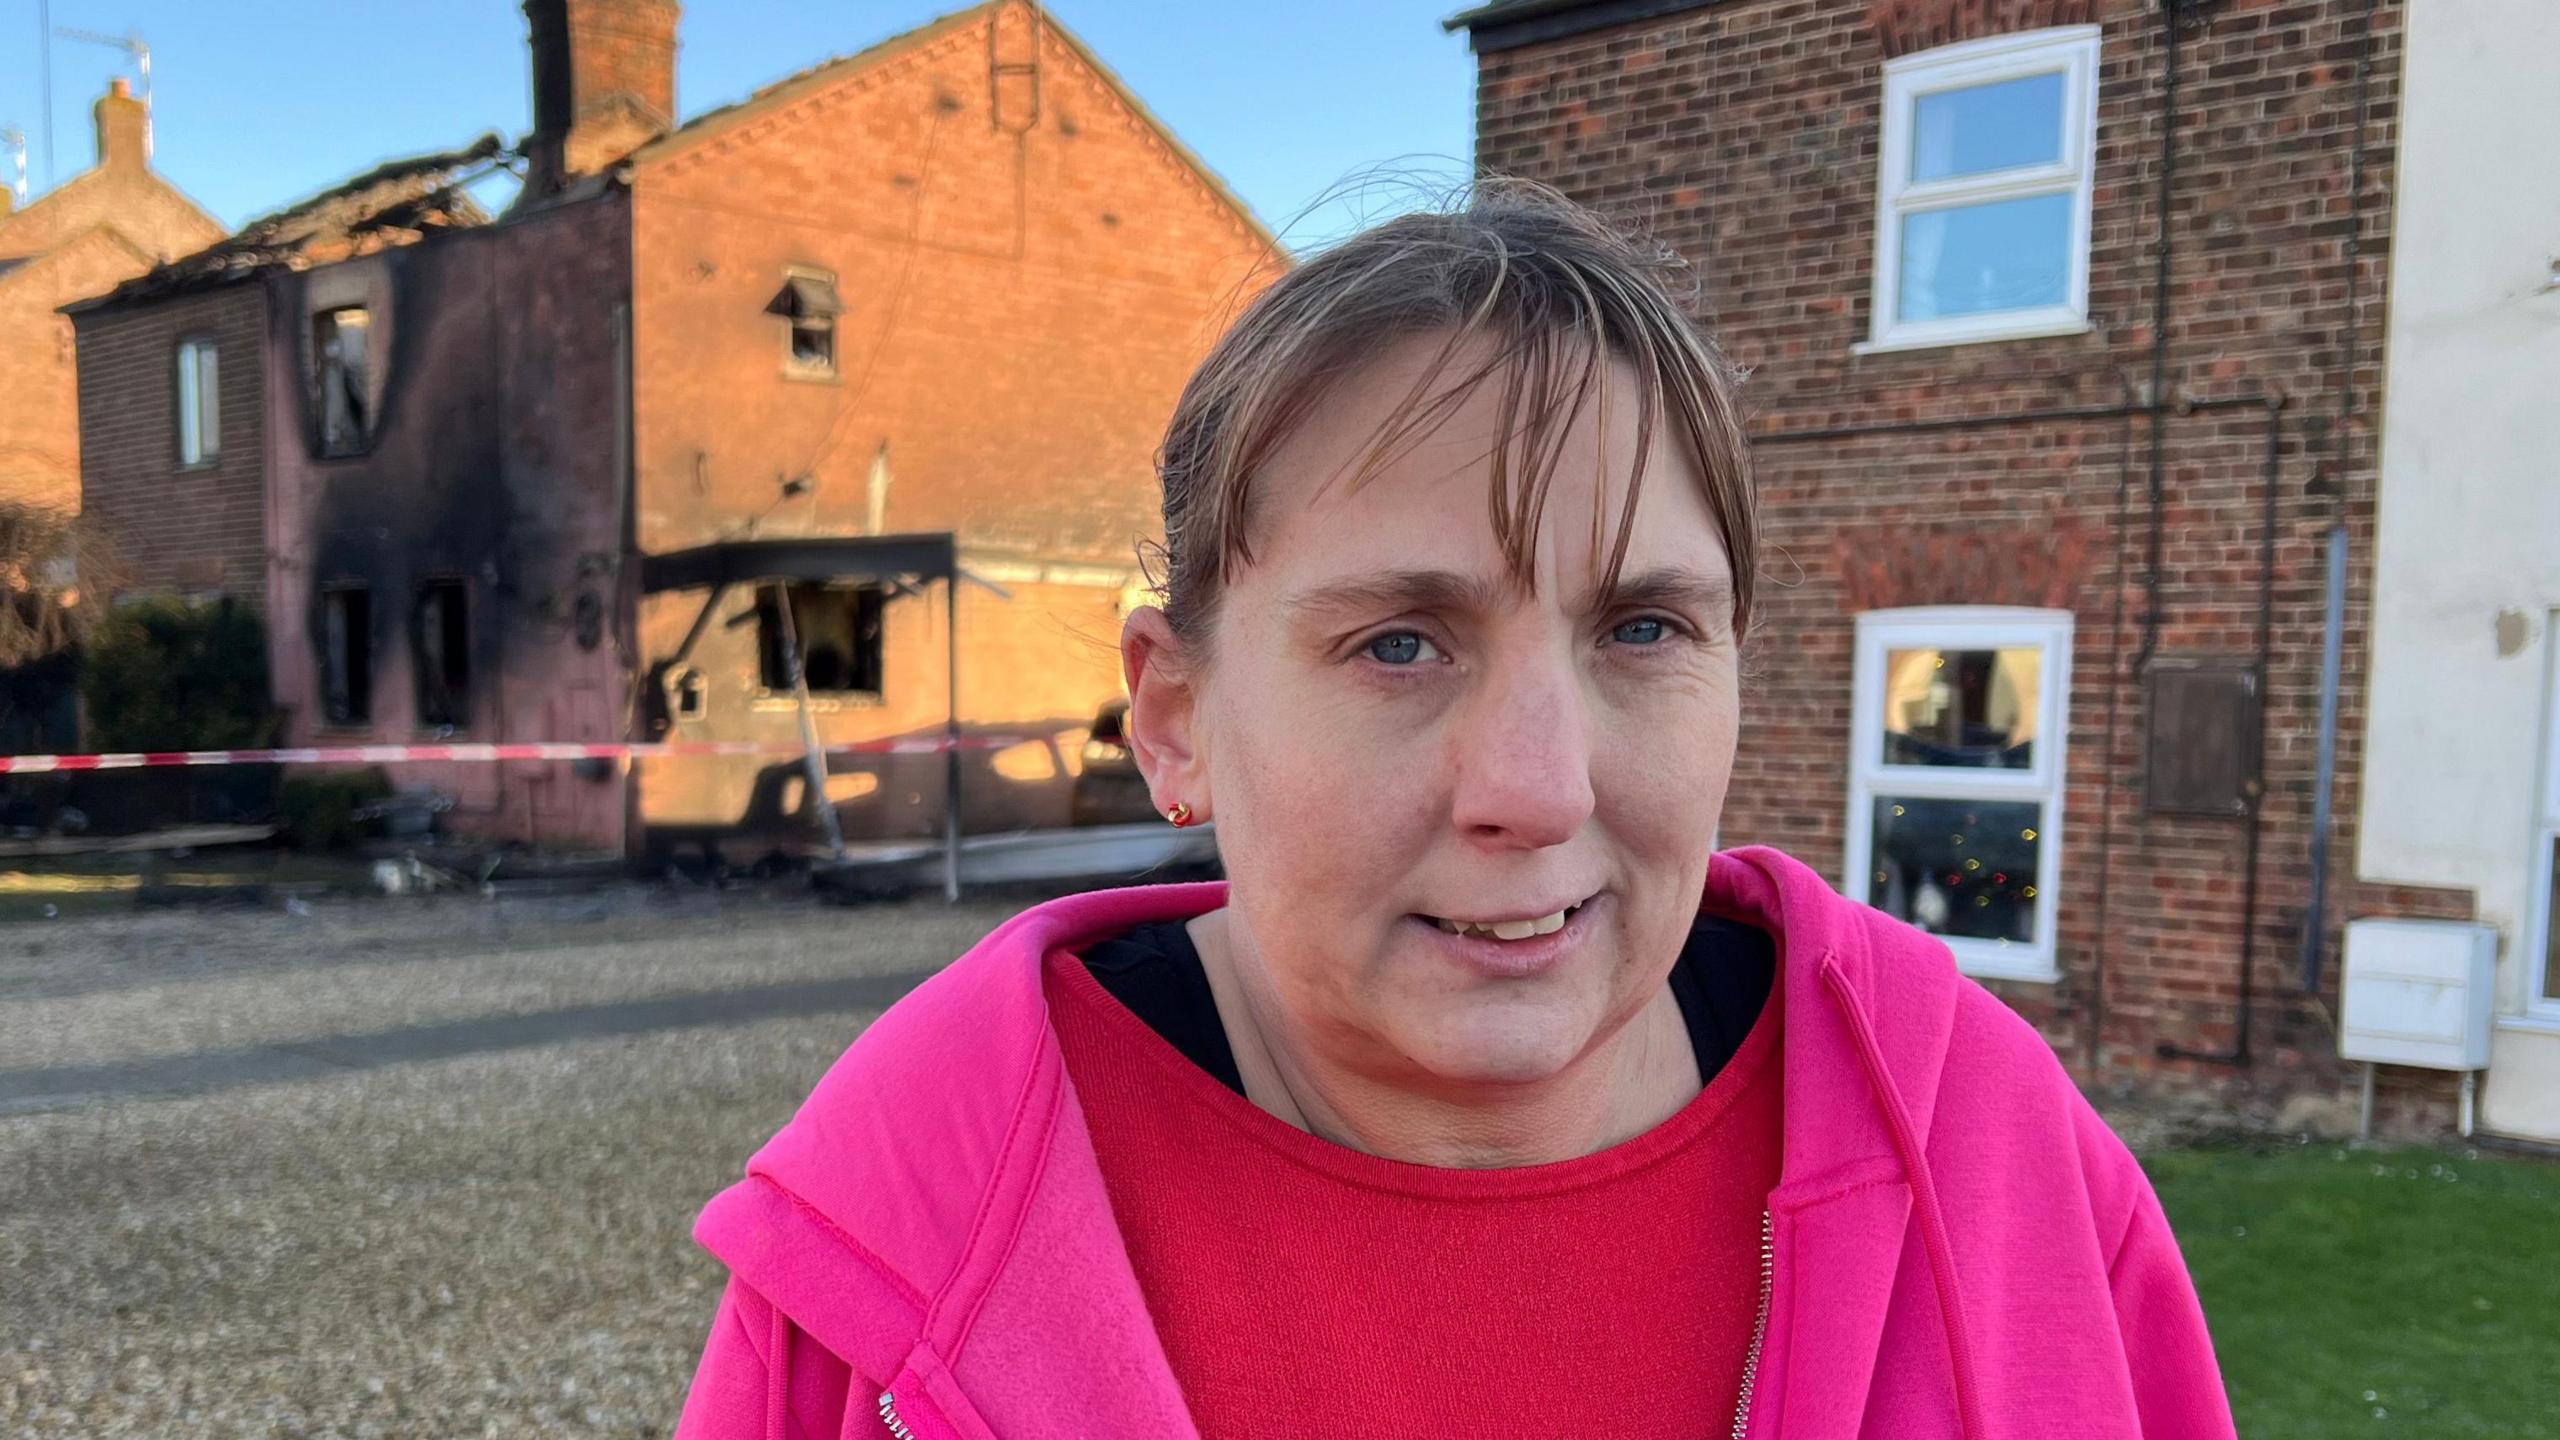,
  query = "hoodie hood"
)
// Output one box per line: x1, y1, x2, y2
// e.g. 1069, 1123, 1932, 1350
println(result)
695, 845, 1975, 1439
